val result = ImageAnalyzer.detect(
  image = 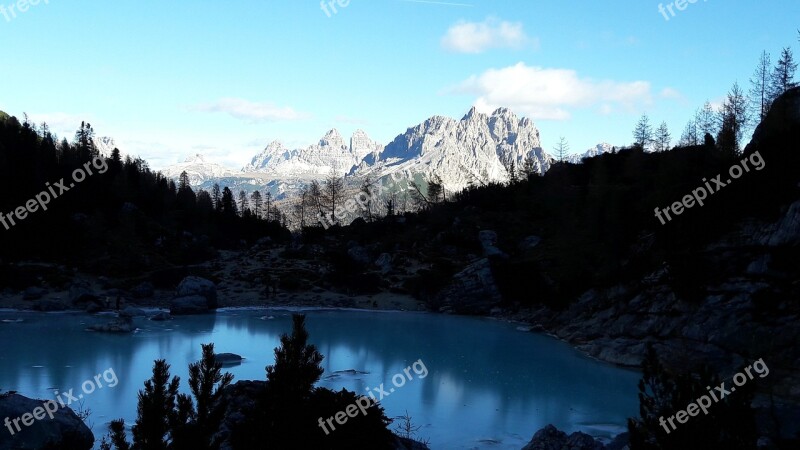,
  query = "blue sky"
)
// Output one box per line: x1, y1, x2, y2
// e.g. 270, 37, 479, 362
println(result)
1, 0, 798, 170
